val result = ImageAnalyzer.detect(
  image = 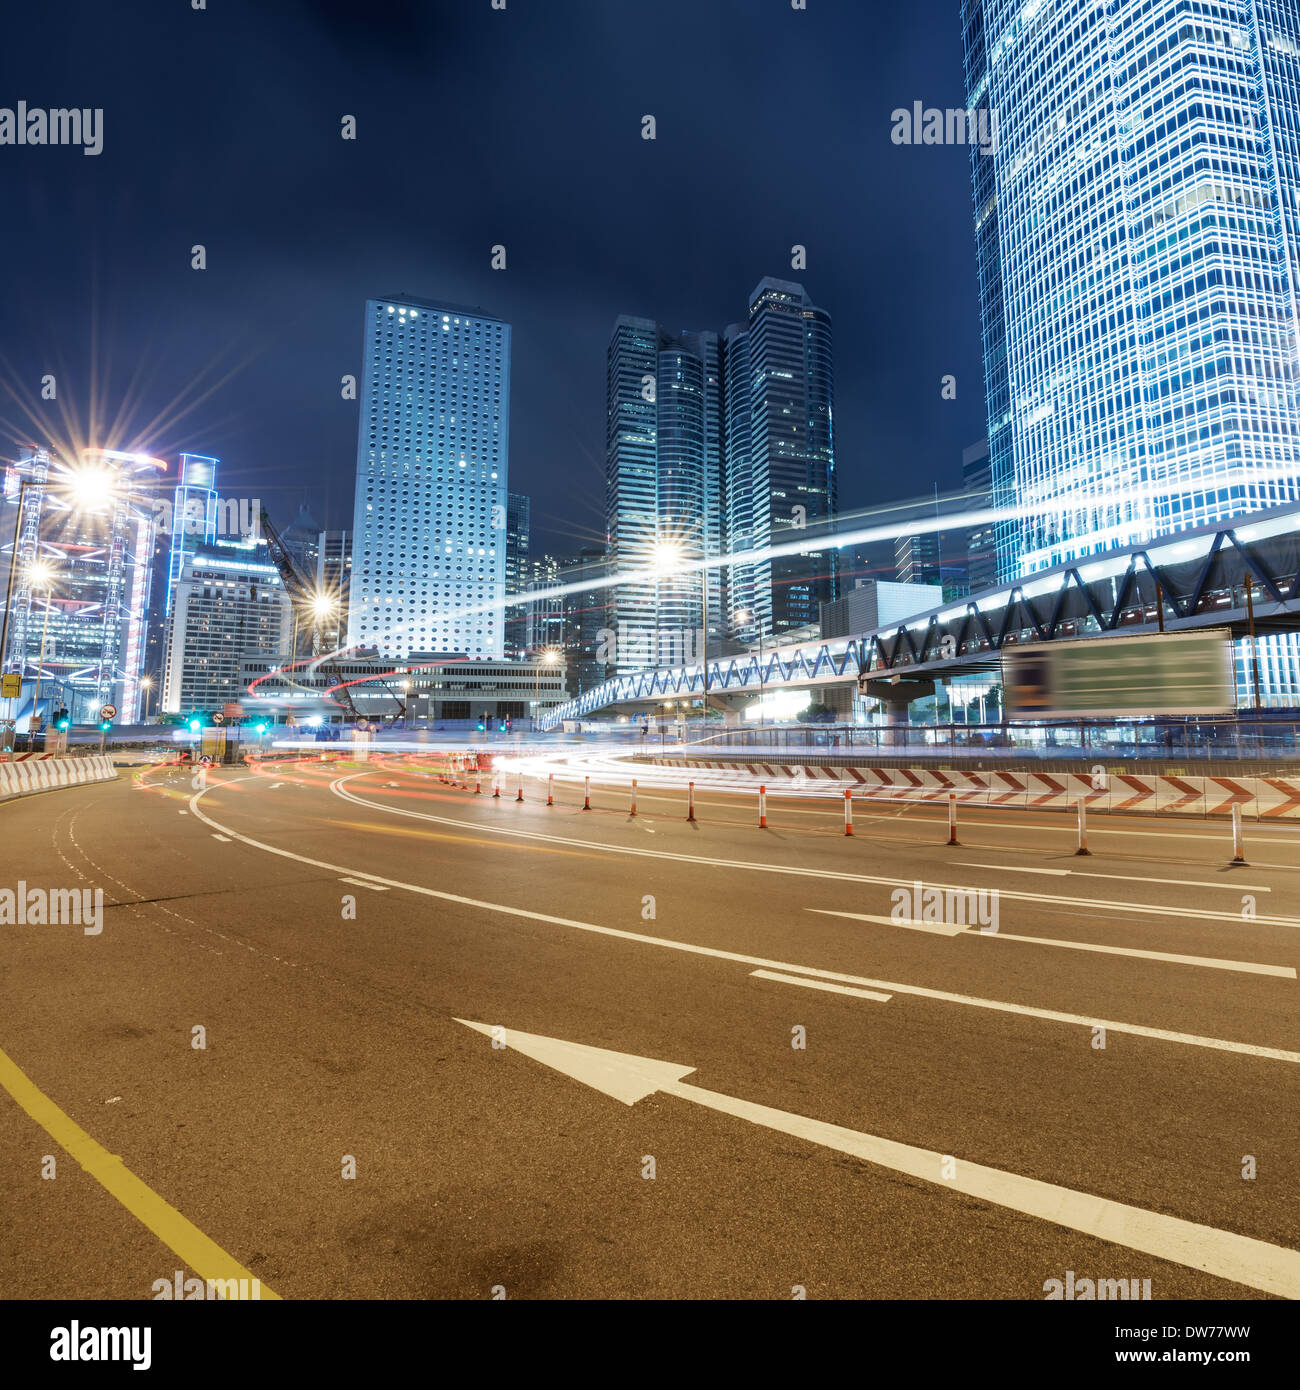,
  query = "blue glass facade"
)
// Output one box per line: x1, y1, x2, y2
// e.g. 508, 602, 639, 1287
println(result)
963, 0, 1300, 700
